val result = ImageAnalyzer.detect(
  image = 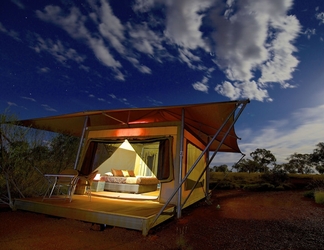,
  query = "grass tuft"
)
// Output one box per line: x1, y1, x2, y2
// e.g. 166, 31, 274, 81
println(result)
314, 191, 324, 204
303, 190, 315, 199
